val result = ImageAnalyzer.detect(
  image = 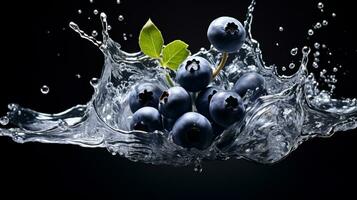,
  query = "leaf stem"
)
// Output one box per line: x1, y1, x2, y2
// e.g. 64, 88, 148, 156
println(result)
165, 72, 175, 87
212, 52, 229, 79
